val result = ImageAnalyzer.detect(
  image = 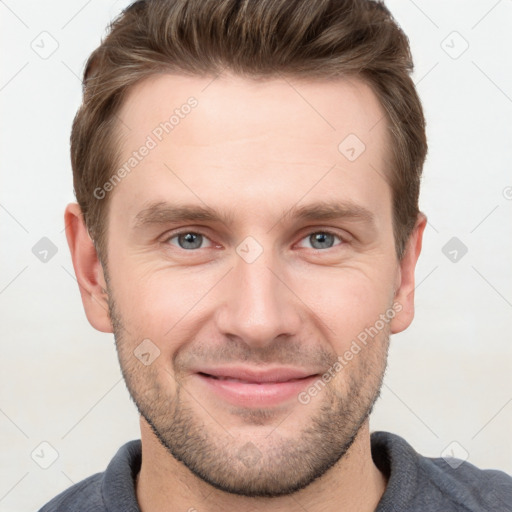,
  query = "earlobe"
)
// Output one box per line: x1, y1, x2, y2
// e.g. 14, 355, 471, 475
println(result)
64, 203, 113, 333
389, 212, 427, 334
